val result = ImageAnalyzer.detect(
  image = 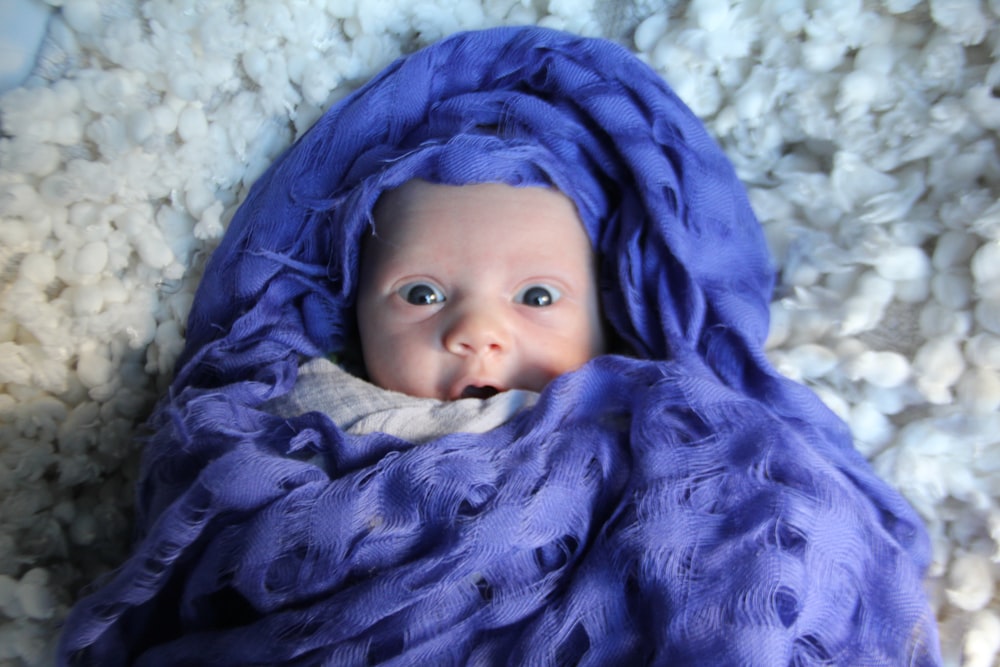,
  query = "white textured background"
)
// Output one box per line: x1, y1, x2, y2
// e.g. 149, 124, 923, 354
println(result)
0, 1, 998, 664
